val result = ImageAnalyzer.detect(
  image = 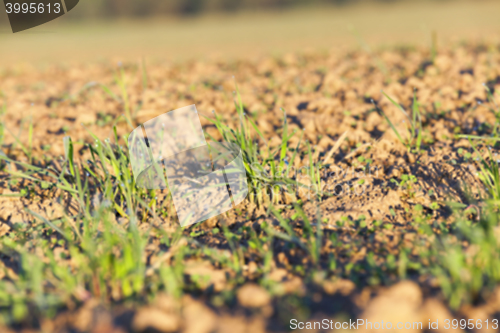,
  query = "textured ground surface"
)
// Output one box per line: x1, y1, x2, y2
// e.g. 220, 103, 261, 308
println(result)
0, 40, 500, 332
